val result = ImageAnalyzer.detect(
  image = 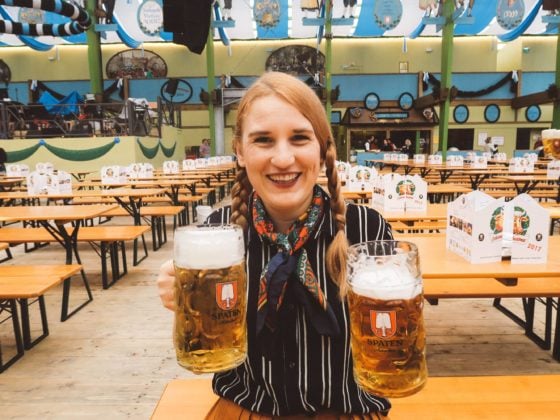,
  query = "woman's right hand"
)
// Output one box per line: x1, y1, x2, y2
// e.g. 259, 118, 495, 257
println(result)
157, 259, 176, 311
